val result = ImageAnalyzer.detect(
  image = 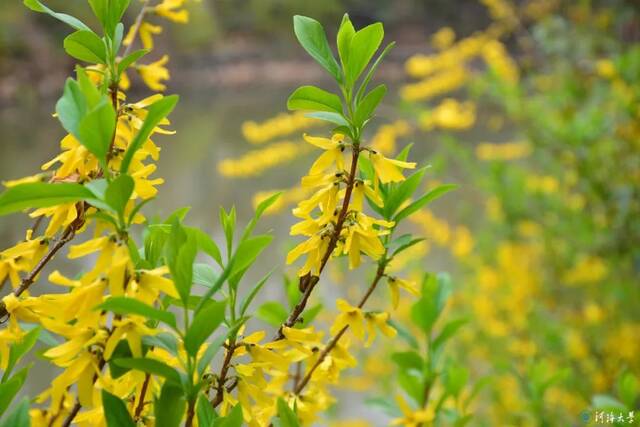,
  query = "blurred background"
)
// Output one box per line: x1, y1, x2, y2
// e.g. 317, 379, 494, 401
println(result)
1, 0, 639, 425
